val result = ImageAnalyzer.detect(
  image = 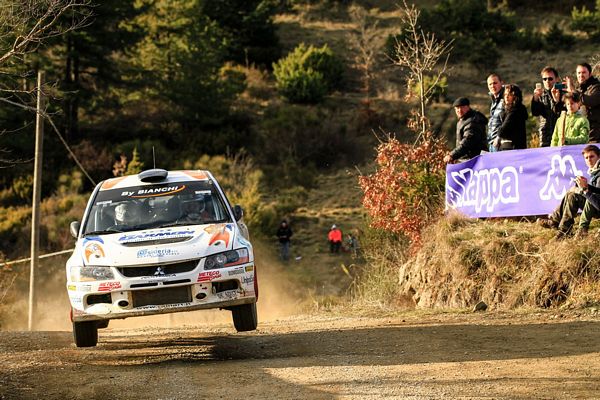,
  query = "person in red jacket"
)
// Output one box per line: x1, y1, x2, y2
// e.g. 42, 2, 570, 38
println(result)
328, 224, 343, 253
